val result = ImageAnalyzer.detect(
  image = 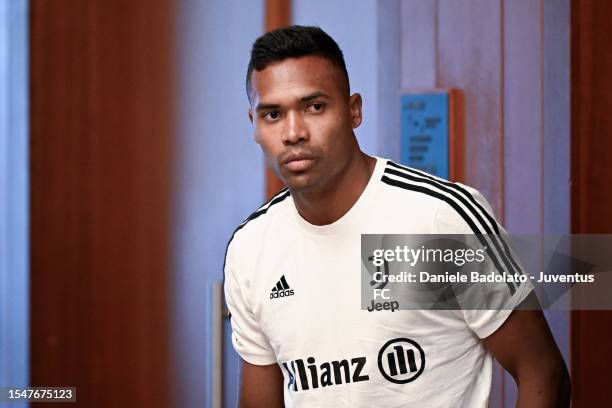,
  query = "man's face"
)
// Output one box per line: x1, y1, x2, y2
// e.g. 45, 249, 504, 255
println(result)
248, 56, 362, 193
